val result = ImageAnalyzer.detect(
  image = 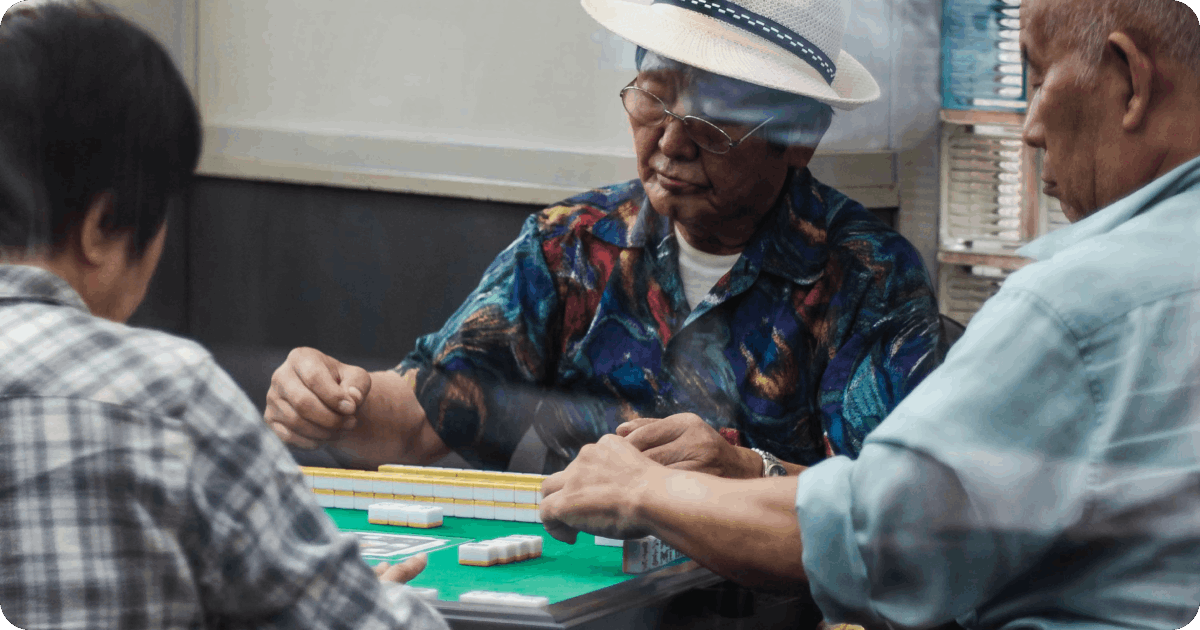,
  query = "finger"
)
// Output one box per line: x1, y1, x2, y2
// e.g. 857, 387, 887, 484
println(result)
288, 348, 357, 413
379, 553, 428, 583
538, 496, 579, 544
269, 392, 340, 442
373, 561, 390, 577
541, 471, 567, 498
335, 363, 372, 409
276, 376, 350, 432
271, 421, 318, 450
622, 418, 688, 452
615, 416, 659, 437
